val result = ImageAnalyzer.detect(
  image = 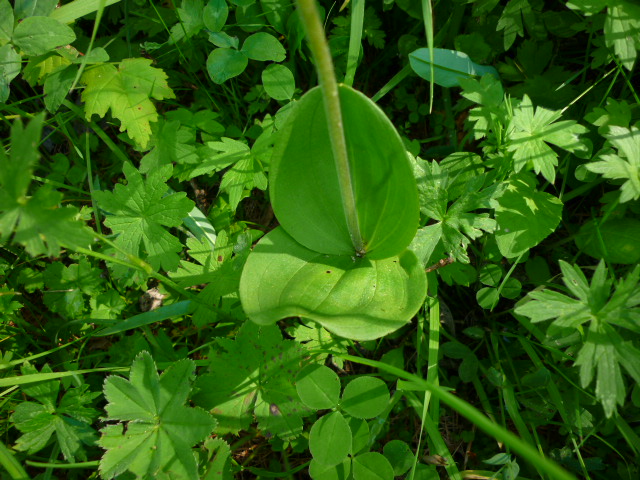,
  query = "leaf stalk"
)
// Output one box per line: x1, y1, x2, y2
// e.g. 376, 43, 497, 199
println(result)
296, 0, 365, 255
